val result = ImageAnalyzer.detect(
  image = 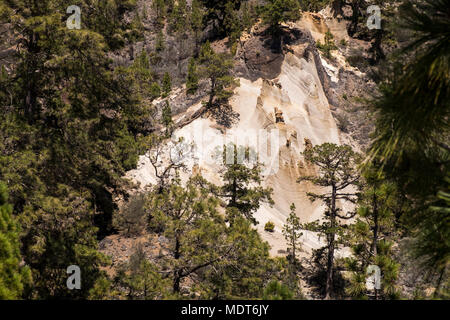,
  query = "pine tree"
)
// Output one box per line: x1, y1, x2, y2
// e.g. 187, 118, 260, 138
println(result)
169, 0, 188, 34
299, 143, 361, 299
130, 50, 155, 98
262, 0, 302, 33
199, 216, 280, 299
260, 0, 302, 50
113, 193, 147, 236
162, 72, 172, 98
316, 30, 337, 59
161, 100, 173, 136
150, 82, 161, 100
147, 176, 229, 294
201, 0, 243, 37
145, 174, 281, 298
190, 0, 205, 46
72, 0, 142, 49
263, 280, 294, 300
283, 204, 303, 264
165, 0, 175, 14
282, 203, 303, 295
0, 183, 31, 299
369, 0, 450, 173
152, 0, 166, 26
241, 1, 258, 32
414, 174, 450, 298
345, 167, 401, 299
220, 144, 274, 225
19, 186, 111, 299
300, 0, 333, 12
115, 245, 169, 299
0, 0, 144, 298
368, 0, 450, 290
186, 58, 199, 95
222, 1, 242, 46
199, 42, 238, 109
156, 30, 166, 52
